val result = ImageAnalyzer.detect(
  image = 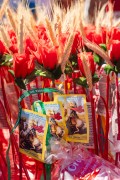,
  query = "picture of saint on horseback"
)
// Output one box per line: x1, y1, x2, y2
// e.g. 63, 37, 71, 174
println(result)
19, 109, 48, 161
33, 101, 66, 140
45, 105, 65, 140
20, 117, 43, 153
64, 100, 87, 135
55, 94, 89, 143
